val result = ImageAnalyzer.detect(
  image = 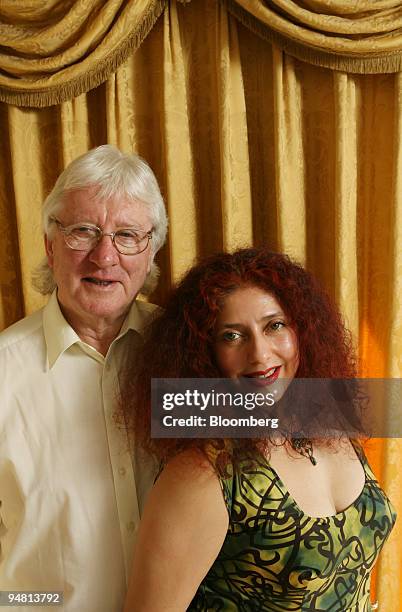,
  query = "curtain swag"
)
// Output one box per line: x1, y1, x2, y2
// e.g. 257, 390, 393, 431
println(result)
221, 0, 402, 74
2, 0, 402, 109
0, 0, 167, 108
